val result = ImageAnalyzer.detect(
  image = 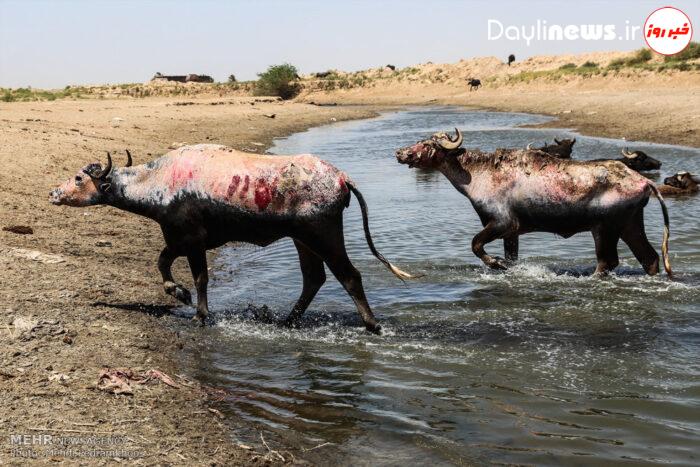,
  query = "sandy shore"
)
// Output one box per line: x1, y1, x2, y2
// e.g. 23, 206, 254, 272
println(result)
0, 96, 377, 465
